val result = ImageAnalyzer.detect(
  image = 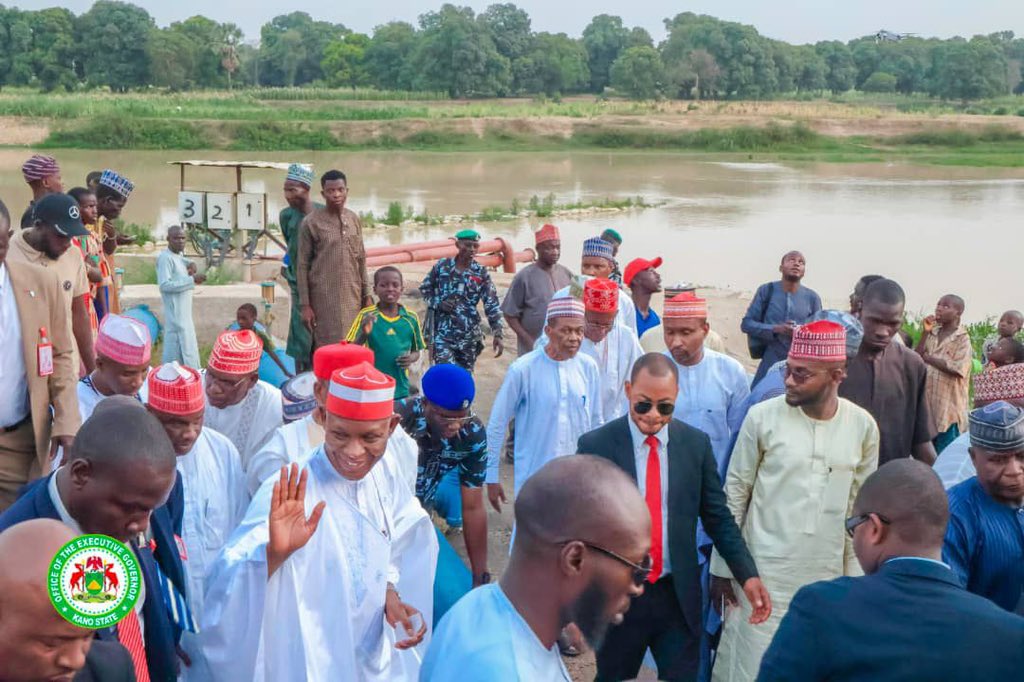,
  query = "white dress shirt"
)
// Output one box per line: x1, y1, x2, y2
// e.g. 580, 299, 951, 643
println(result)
0, 263, 30, 428
628, 418, 671, 576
